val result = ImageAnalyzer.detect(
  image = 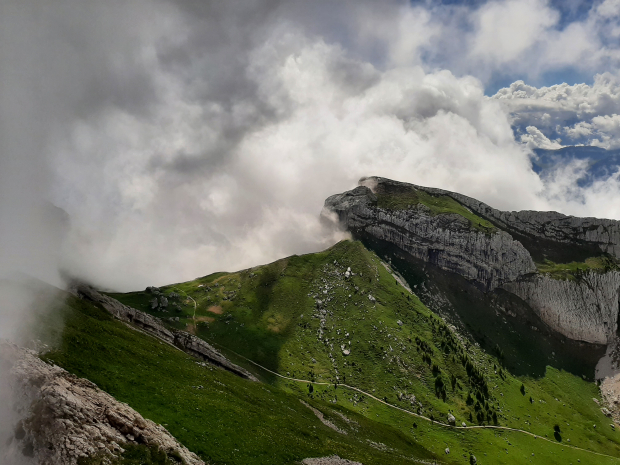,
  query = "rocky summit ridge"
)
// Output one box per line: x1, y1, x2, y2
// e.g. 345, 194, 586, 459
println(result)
324, 176, 620, 345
